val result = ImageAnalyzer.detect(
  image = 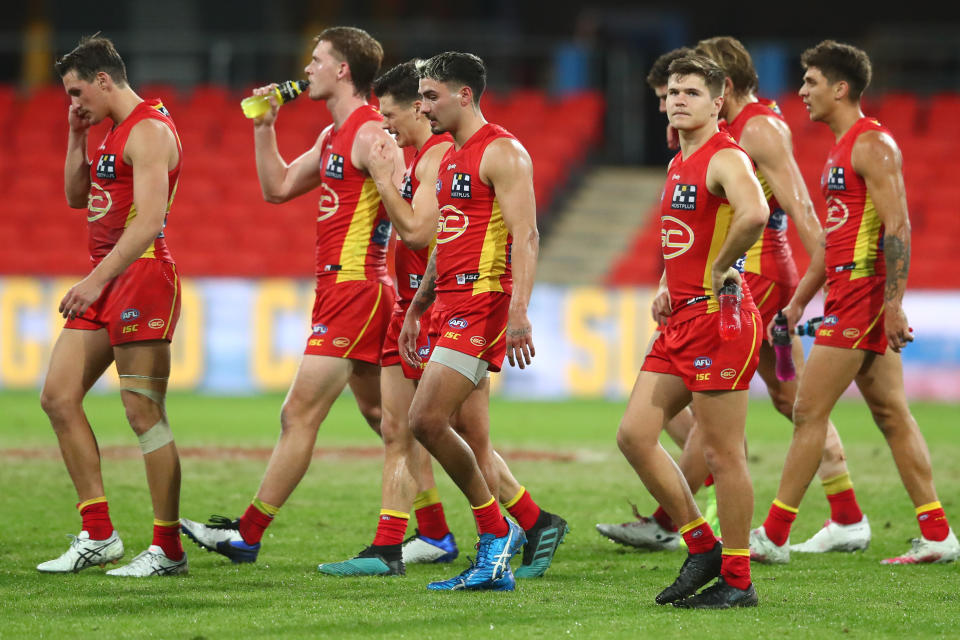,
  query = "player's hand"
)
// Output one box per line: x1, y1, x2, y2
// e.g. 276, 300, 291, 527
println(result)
399, 310, 422, 368
252, 83, 281, 127
666, 124, 680, 150
368, 138, 396, 183
767, 301, 803, 344
883, 302, 913, 353
505, 310, 535, 369
711, 265, 742, 300
68, 104, 93, 133
59, 276, 104, 320
651, 285, 672, 326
